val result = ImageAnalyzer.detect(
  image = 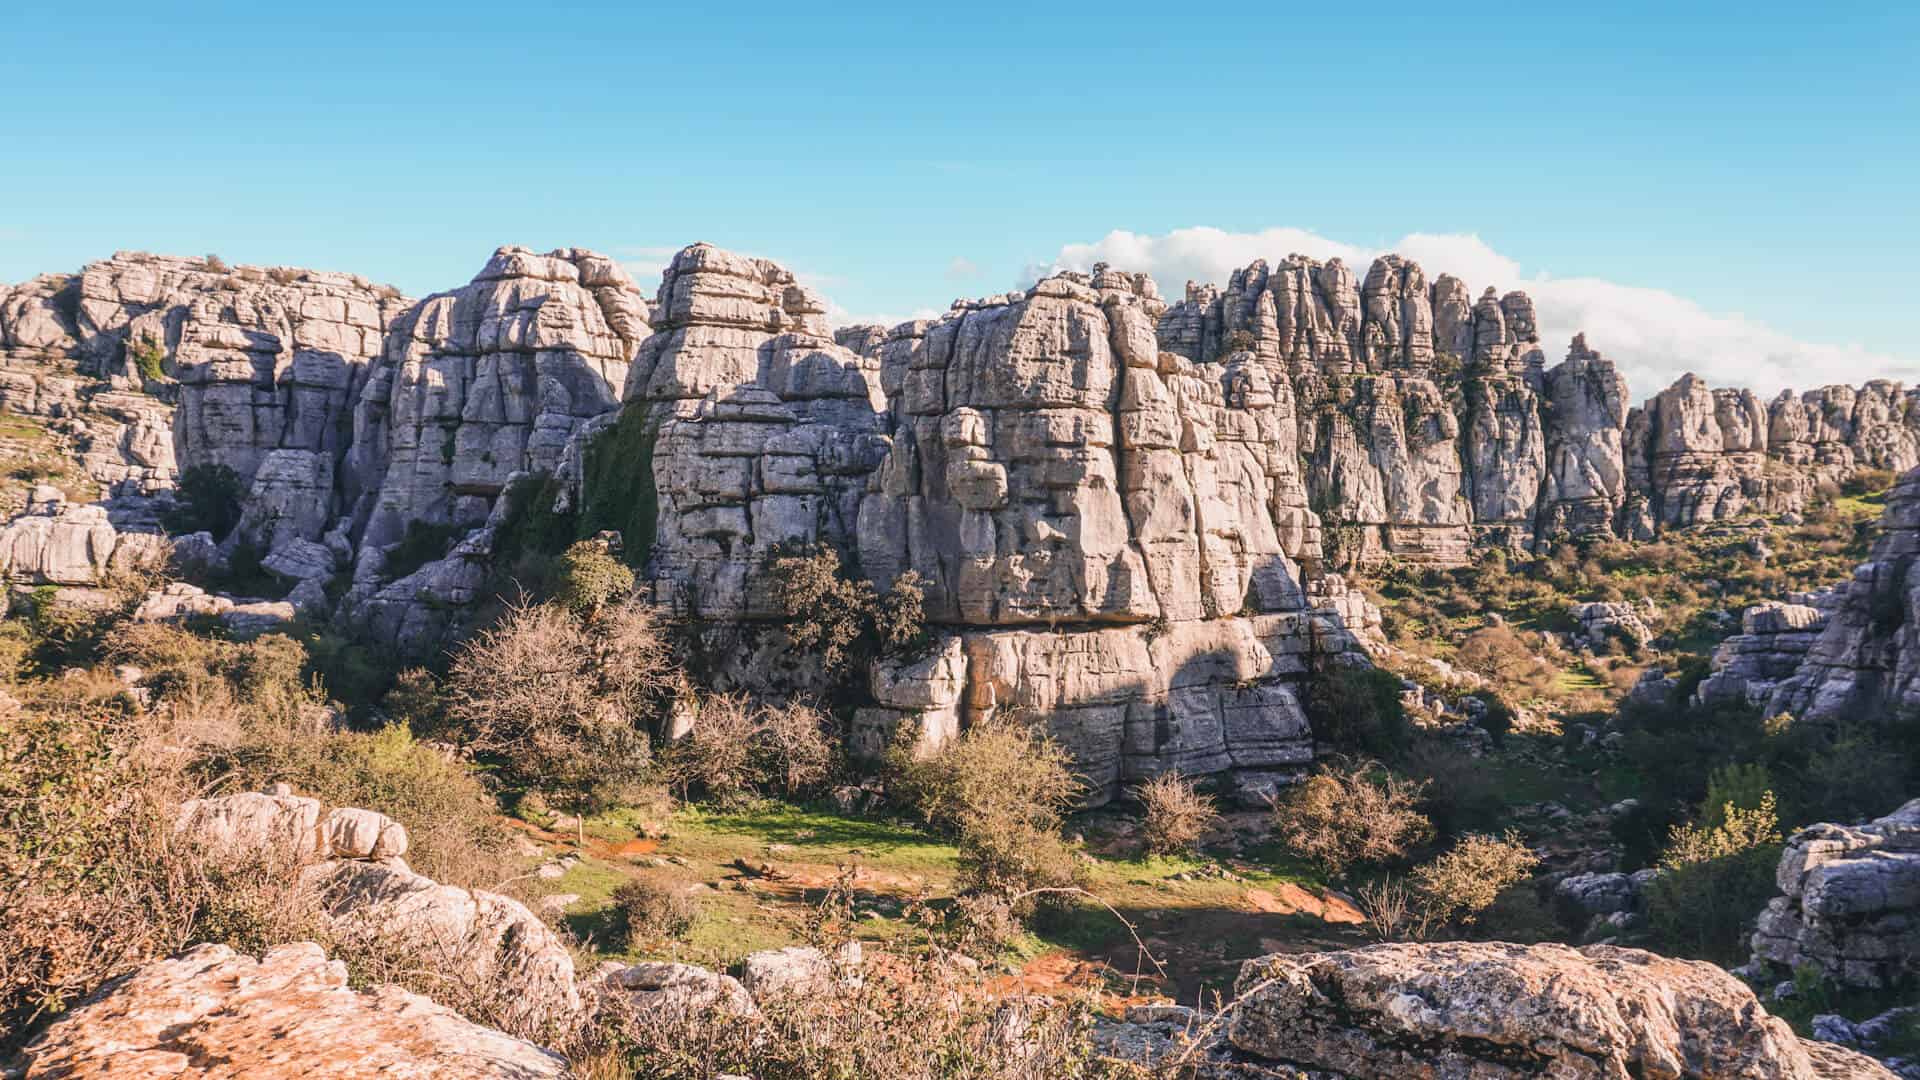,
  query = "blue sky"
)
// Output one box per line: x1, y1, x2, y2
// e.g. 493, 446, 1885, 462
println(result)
2, 2, 1915, 395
